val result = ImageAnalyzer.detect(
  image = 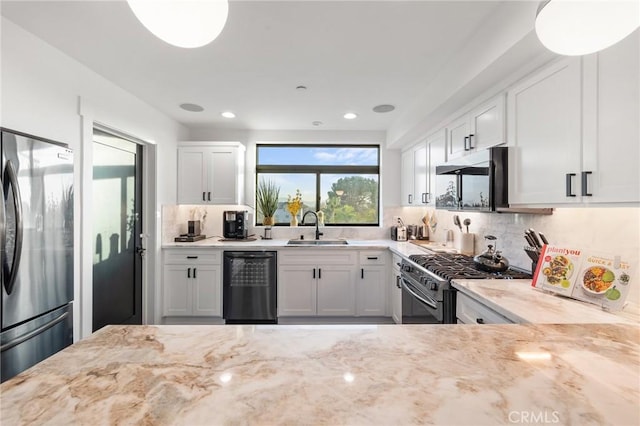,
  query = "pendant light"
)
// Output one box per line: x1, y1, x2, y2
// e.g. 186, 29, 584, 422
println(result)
535, 0, 640, 56
127, 0, 228, 48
